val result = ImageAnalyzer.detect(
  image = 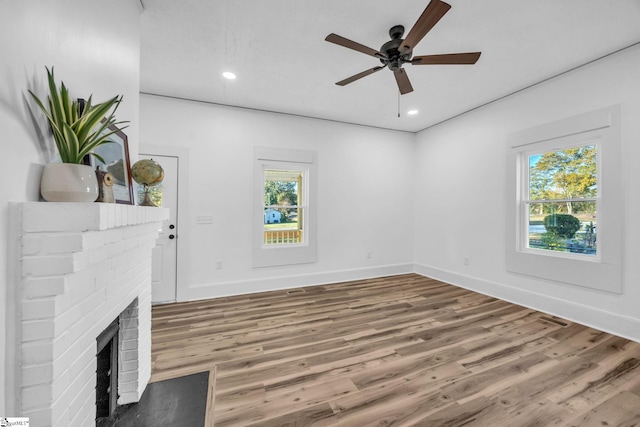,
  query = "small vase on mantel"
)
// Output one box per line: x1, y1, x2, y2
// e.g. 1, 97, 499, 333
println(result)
40, 163, 99, 202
